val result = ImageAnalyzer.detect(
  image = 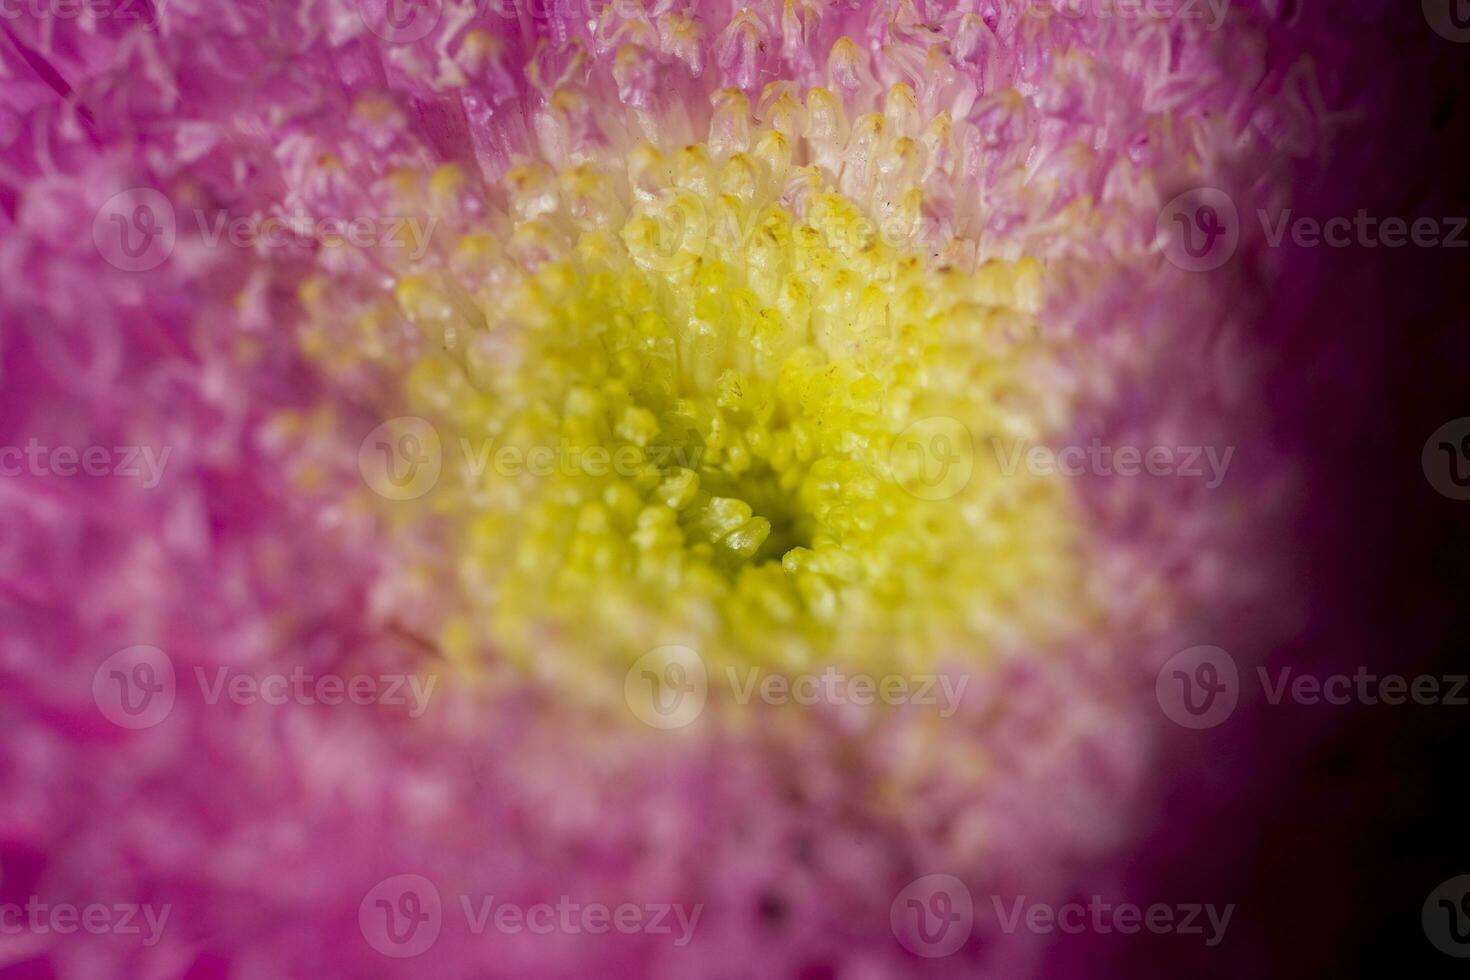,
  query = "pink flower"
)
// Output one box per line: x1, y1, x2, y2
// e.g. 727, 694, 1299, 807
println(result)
0, 0, 1411, 976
